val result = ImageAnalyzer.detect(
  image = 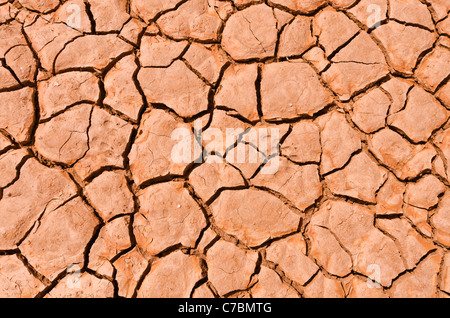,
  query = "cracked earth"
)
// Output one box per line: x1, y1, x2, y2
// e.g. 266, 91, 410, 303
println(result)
0, 0, 450, 298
